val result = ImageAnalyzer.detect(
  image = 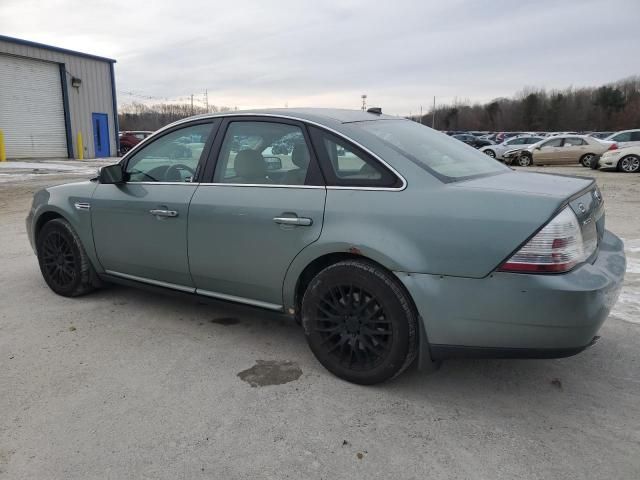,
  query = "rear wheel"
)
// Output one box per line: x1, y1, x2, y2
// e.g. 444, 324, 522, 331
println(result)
484, 149, 496, 159
517, 152, 533, 167
301, 260, 418, 385
580, 153, 596, 167
619, 155, 640, 173
36, 218, 96, 297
